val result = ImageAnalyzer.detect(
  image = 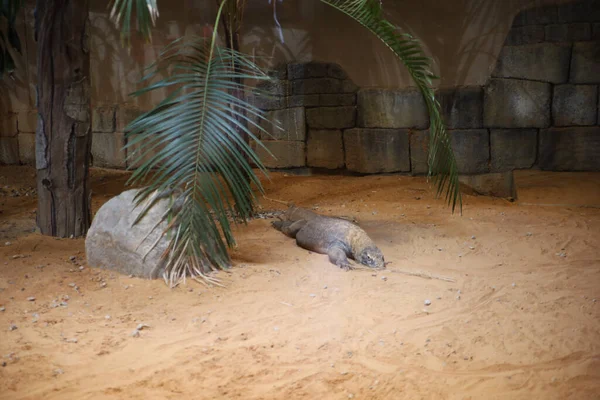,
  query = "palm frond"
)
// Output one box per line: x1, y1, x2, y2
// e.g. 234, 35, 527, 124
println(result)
108, 0, 158, 45
123, 32, 276, 287
320, 0, 462, 213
